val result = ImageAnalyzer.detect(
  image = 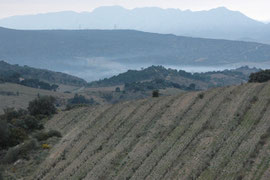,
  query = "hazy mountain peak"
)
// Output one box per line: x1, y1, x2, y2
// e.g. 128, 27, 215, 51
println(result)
0, 6, 269, 44
210, 6, 230, 11
92, 5, 127, 13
